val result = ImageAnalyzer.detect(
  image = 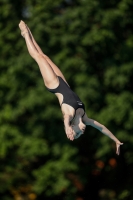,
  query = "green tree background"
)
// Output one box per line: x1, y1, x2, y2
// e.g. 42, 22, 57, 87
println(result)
0, 0, 133, 199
